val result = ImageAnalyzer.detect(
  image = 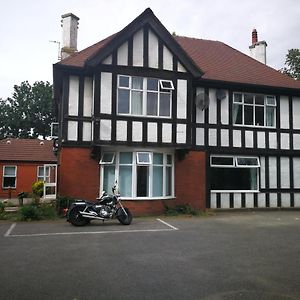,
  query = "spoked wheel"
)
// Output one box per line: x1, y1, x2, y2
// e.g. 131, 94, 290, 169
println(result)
69, 206, 89, 226
117, 207, 132, 225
